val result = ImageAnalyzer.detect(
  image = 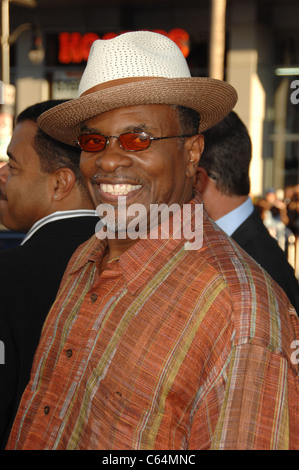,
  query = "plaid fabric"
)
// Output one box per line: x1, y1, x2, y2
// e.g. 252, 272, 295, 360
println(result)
7, 195, 299, 450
